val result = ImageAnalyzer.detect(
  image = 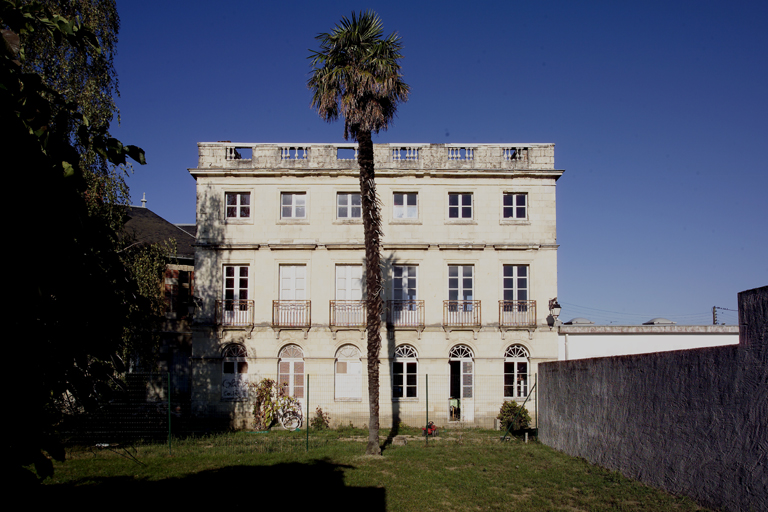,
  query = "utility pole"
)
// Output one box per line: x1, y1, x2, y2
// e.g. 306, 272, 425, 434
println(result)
712, 306, 736, 325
